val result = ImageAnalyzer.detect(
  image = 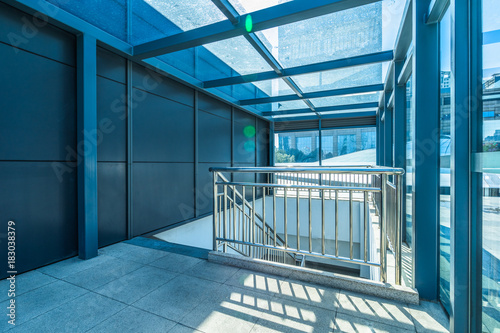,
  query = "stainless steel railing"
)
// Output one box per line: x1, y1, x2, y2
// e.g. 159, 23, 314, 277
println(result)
211, 166, 404, 284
